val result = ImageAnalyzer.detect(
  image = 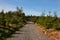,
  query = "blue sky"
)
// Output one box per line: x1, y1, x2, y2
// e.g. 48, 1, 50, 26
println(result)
0, 0, 60, 16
